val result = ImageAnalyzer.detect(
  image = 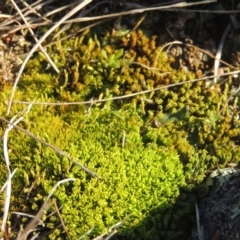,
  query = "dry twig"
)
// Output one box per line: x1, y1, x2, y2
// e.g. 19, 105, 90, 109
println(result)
11, 69, 240, 106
